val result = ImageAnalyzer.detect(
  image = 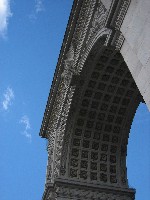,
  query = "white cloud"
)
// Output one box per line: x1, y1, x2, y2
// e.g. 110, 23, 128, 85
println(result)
20, 115, 31, 130
2, 87, 14, 110
20, 115, 32, 142
35, 0, 44, 13
22, 130, 32, 142
0, 0, 12, 38
29, 0, 44, 21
